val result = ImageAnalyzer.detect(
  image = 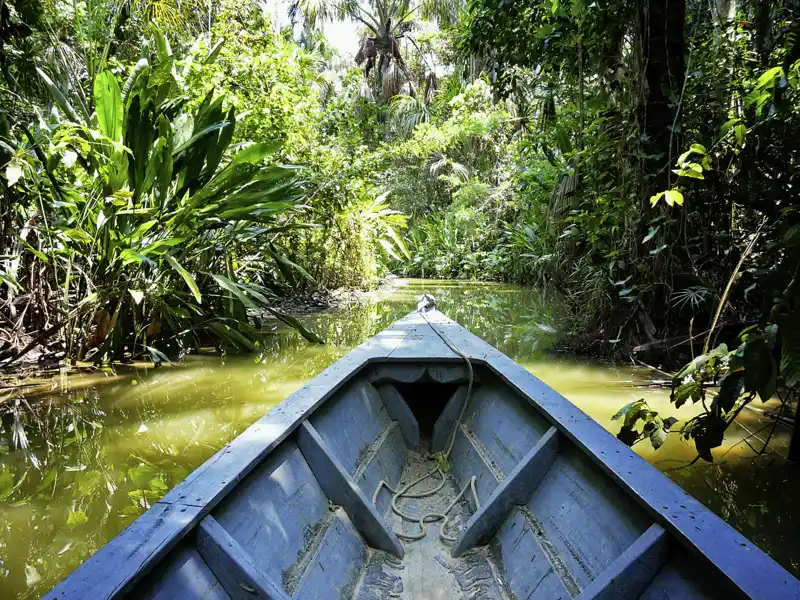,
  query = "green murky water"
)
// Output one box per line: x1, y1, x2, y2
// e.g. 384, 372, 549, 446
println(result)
0, 279, 797, 597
